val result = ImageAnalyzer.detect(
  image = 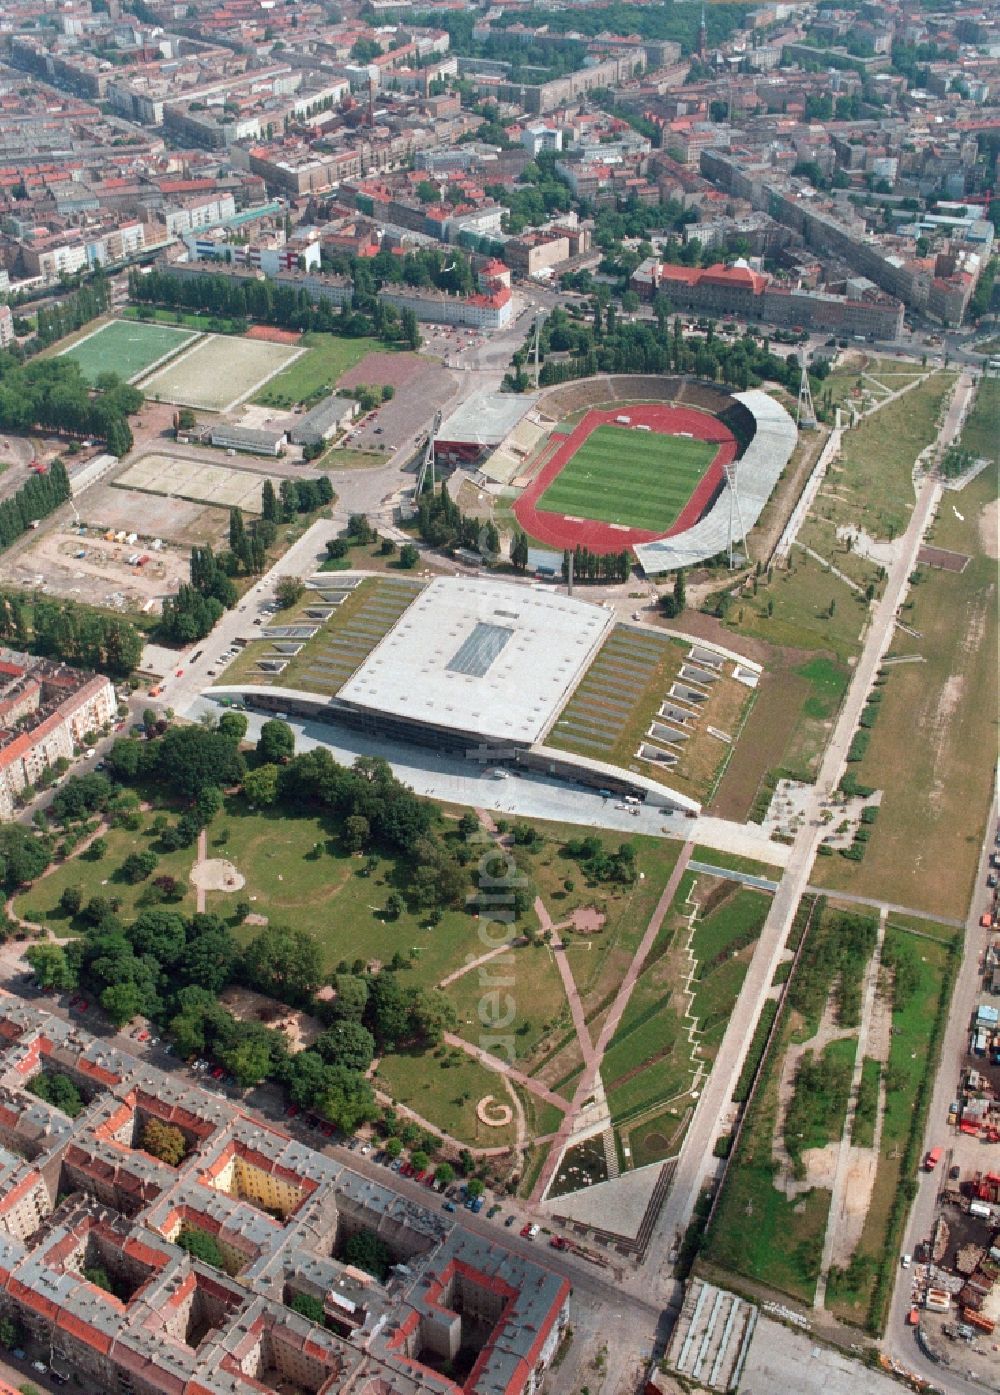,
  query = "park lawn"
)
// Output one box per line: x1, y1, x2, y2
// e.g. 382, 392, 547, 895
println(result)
813, 476, 998, 918
521, 824, 681, 1015
373, 1047, 518, 1149
958, 375, 999, 461
252, 332, 385, 409
210, 804, 475, 985
690, 887, 770, 965
883, 913, 958, 943
825, 930, 956, 1328
725, 547, 868, 663
605, 1026, 692, 1123
795, 510, 889, 591
512, 1087, 564, 1141
626, 1104, 693, 1169
444, 942, 570, 1063
537, 425, 717, 532
822, 370, 957, 539
14, 815, 199, 927
710, 650, 850, 820
786, 1034, 856, 1159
